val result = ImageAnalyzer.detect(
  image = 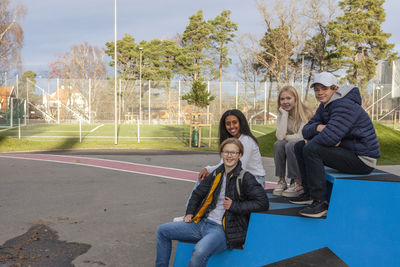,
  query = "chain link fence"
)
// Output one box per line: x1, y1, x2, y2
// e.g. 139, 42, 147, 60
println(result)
1, 74, 399, 131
